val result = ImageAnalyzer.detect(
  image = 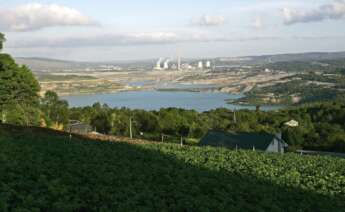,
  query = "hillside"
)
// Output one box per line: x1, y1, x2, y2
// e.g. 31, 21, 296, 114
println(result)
214, 51, 345, 66
0, 124, 344, 211
15, 57, 95, 73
